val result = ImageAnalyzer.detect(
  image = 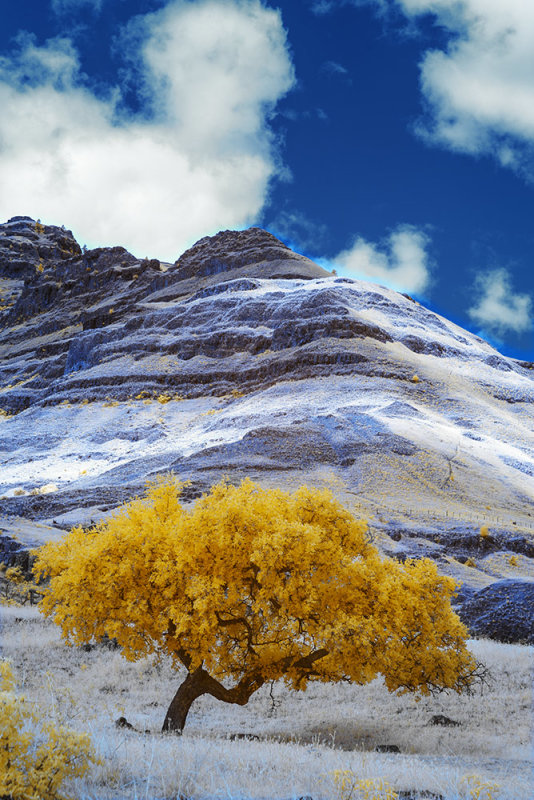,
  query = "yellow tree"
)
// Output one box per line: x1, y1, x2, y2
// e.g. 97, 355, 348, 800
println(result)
35, 479, 480, 733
